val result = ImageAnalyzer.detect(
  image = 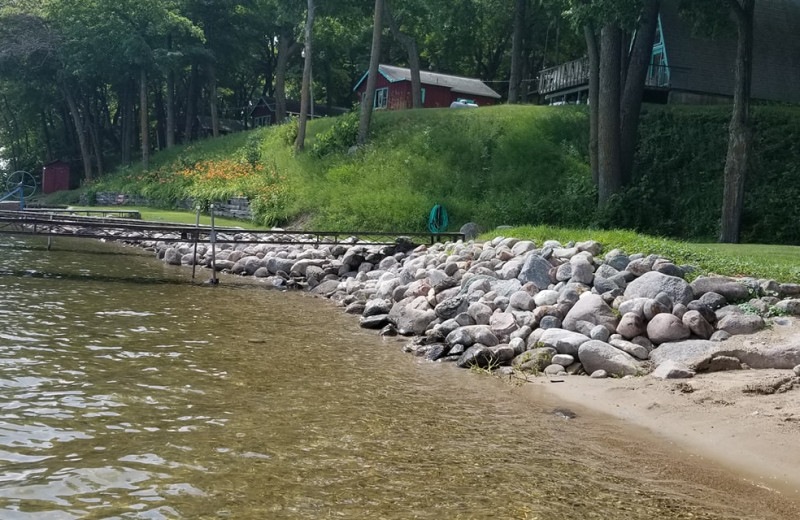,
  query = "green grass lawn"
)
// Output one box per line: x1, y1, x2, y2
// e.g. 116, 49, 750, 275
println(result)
72, 206, 263, 230
486, 225, 800, 283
